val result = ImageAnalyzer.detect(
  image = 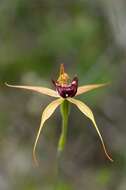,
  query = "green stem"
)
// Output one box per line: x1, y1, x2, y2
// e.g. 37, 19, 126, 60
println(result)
55, 100, 70, 188
57, 100, 69, 157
